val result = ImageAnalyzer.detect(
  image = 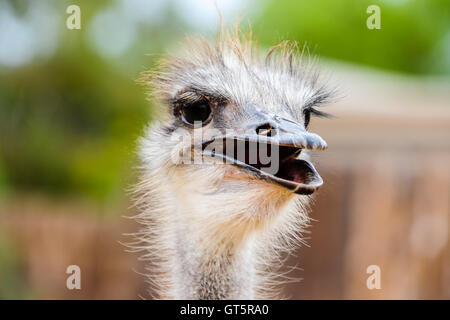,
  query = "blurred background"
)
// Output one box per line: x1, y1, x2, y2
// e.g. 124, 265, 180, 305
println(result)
0, 0, 449, 299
